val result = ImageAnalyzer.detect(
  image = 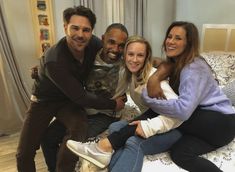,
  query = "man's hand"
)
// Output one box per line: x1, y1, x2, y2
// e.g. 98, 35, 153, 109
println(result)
129, 120, 146, 138
122, 93, 127, 102
115, 95, 126, 111
30, 65, 39, 80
